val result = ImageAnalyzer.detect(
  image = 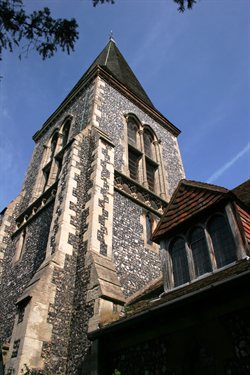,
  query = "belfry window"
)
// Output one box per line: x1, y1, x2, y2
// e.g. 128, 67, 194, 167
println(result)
128, 119, 138, 147
143, 130, 153, 159
50, 131, 59, 160
126, 115, 162, 194
128, 150, 140, 181
62, 119, 71, 148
